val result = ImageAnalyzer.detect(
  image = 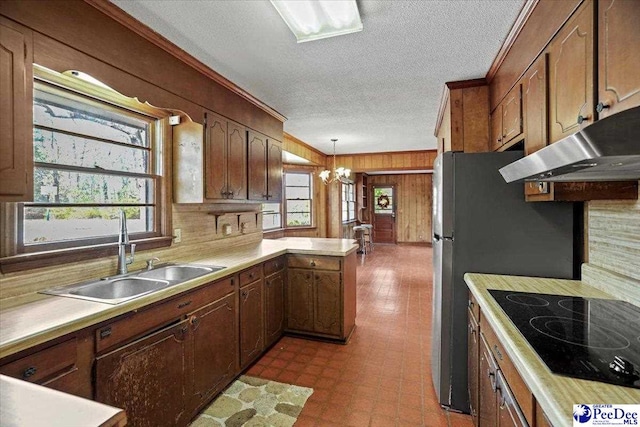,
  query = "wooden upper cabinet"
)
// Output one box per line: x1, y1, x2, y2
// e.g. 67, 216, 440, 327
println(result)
490, 105, 503, 151
502, 84, 523, 145
204, 111, 247, 201
247, 130, 283, 201
227, 121, 248, 199
0, 17, 33, 202
435, 81, 489, 153
597, 0, 640, 118
267, 139, 283, 202
523, 55, 548, 156
247, 130, 268, 200
548, 0, 595, 143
